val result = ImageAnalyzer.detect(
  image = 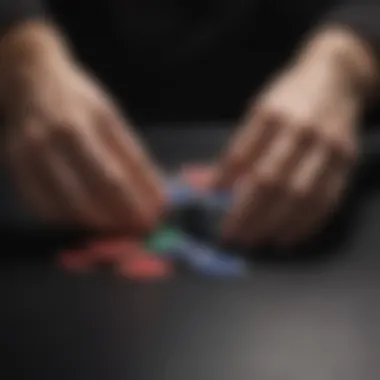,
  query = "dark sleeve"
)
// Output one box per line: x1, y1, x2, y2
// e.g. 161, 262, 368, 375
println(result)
324, 1, 380, 57
0, 0, 46, 33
